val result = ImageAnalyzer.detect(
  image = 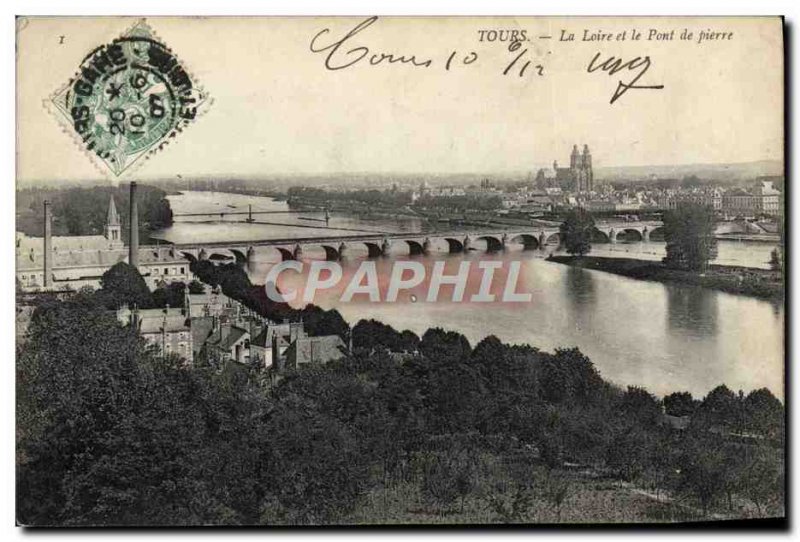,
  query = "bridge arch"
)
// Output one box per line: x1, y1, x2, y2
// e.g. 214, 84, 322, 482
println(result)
180, 251, 198, 263
591, 228, 612, 243
510, 234, 539, 250
321, 245, 341, 261
276, 247, 295, 261
616, 228, 644, 242
648, 226, 666, 241
405, 239, 426, 255
364, 242, 384, 258
444, 238, 465, 253
544, 232, 561, 246
477, 235, 504, 252
208, 252, 233, 262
